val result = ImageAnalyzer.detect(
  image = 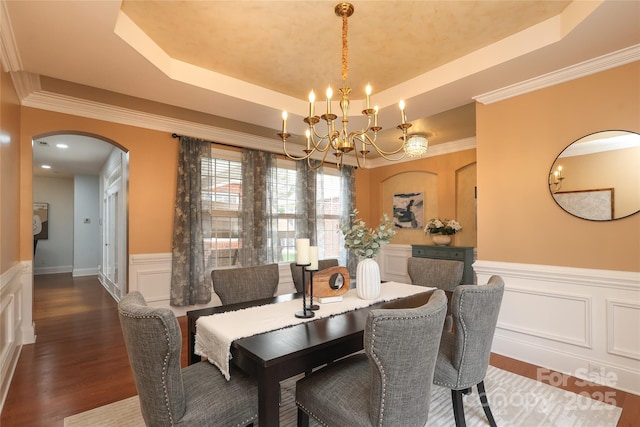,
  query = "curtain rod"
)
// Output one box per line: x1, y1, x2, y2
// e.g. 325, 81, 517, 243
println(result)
171, 133, 243, 151
171, 133, 351, 169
